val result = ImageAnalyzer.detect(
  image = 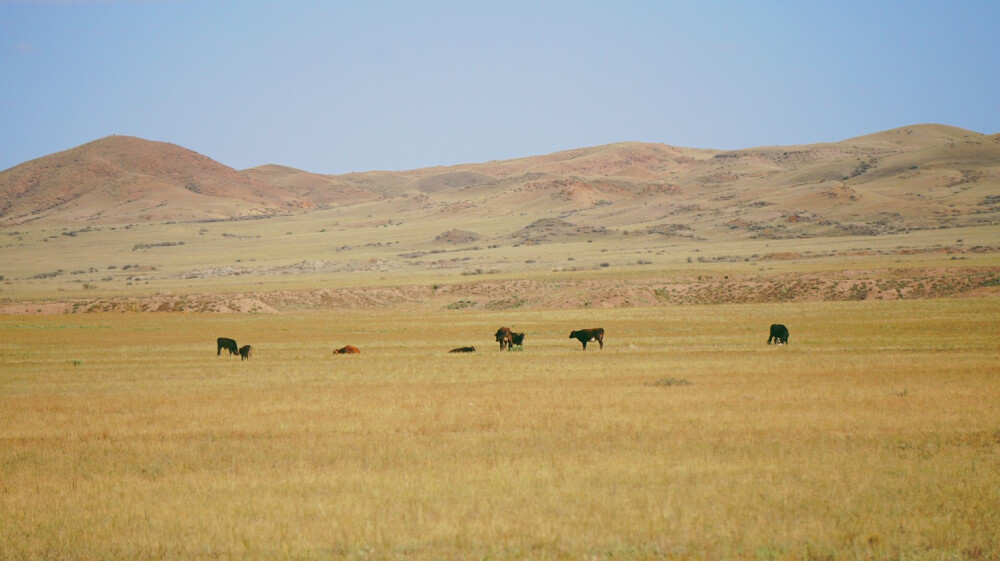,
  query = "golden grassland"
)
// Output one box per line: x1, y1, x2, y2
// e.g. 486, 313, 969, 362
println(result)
2, 298, 999, 559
